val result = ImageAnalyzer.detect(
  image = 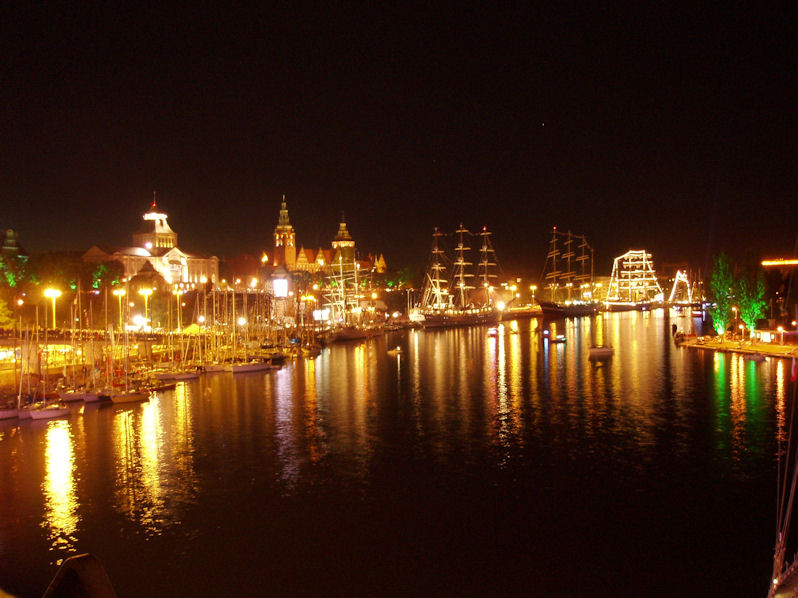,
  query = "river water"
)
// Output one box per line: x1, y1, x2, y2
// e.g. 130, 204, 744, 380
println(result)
0, 311, 793, 596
